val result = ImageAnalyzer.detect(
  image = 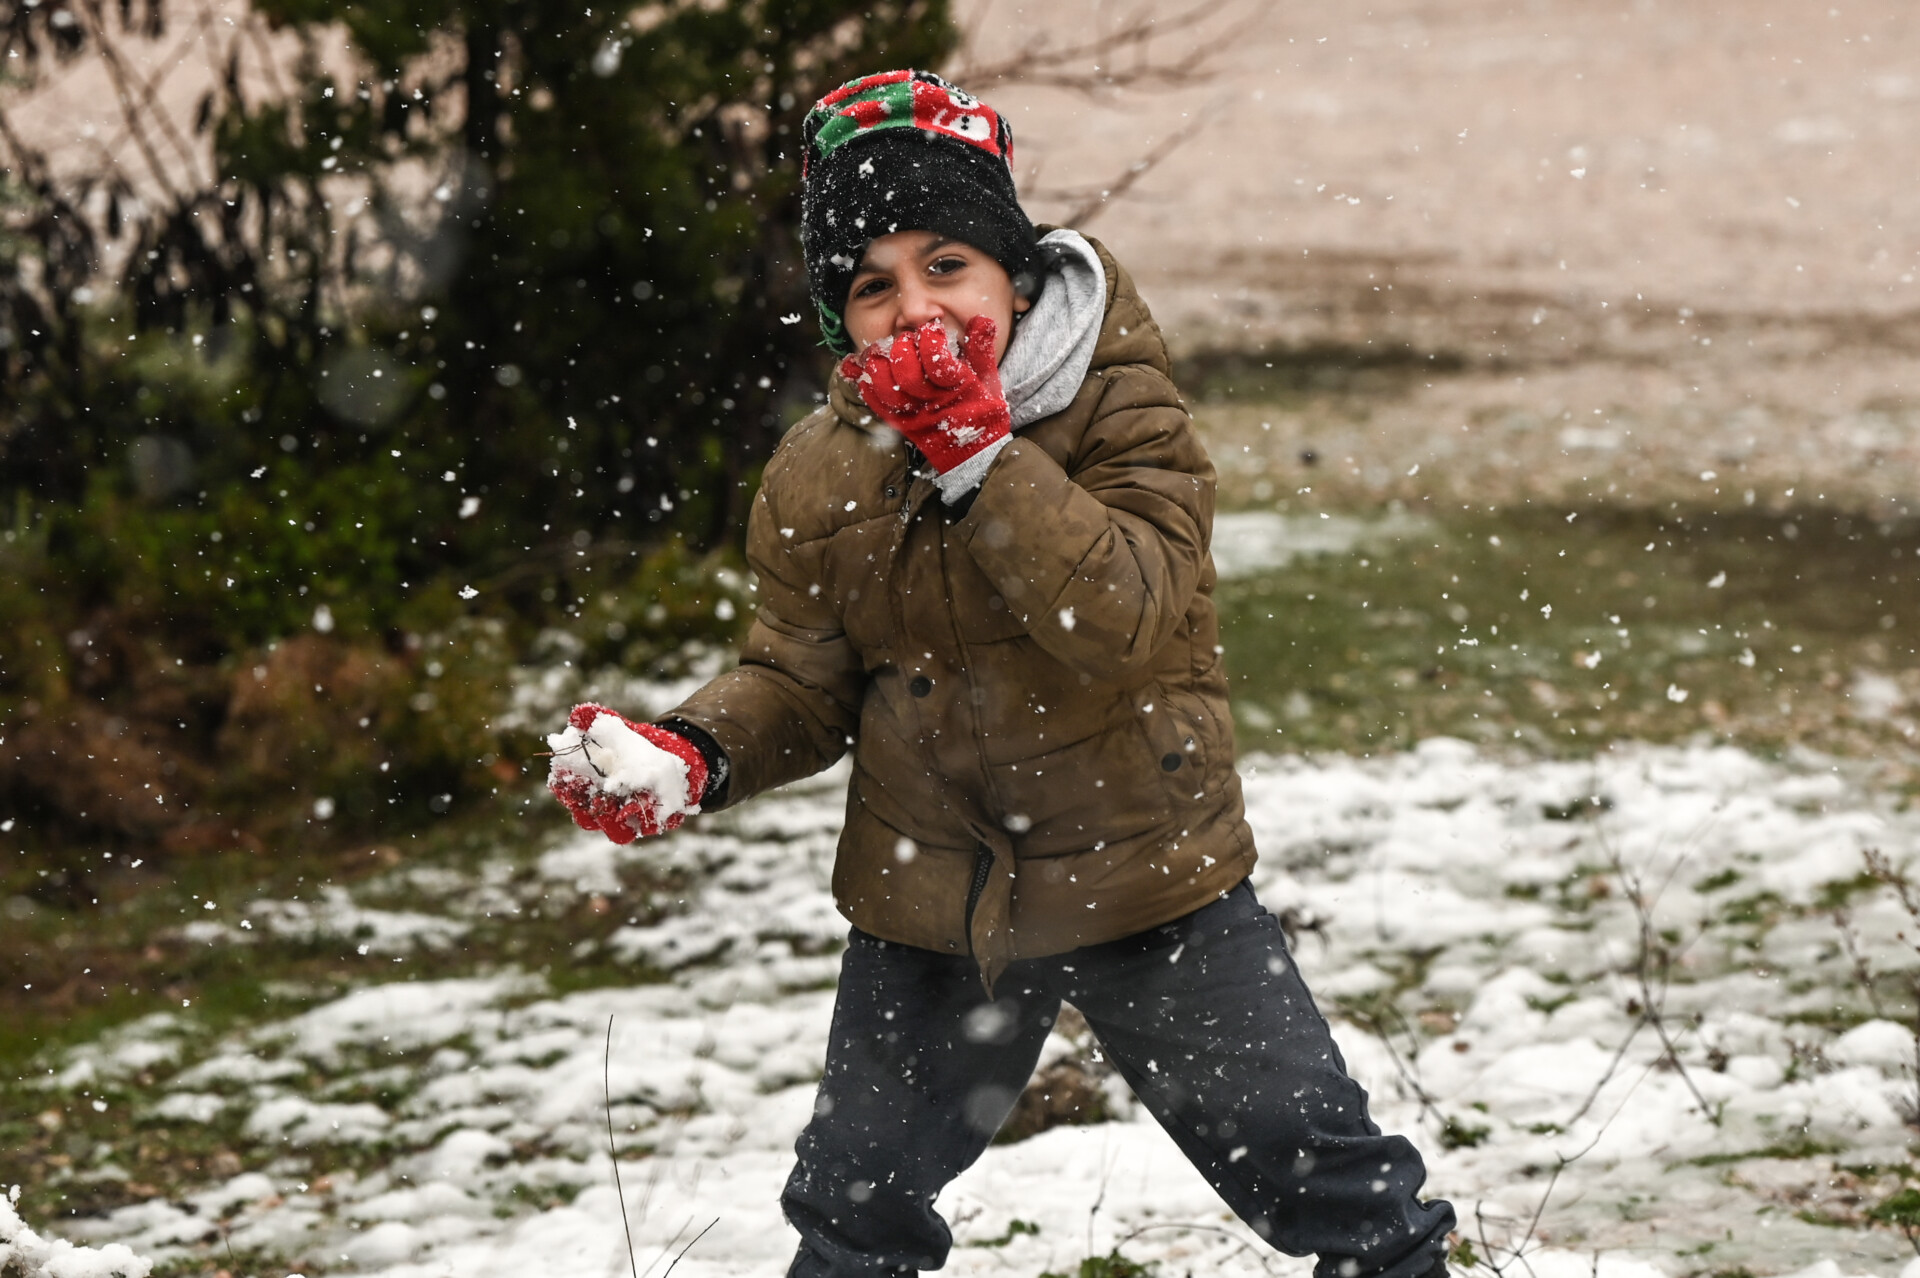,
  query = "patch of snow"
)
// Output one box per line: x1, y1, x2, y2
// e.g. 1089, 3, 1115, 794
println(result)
1829, 1020, 1917, 1074
39, 745, 1920, 1276
0, 1193, 152, 1278
1210, 509, 1433, 578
